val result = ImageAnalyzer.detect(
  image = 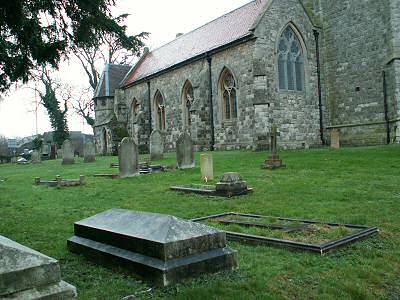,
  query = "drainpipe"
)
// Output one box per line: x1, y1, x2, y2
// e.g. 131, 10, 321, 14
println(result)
382, 71, 391, 144
313, 30, 325, 145
207, 55, 215, 151
147, 81, 152, 134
